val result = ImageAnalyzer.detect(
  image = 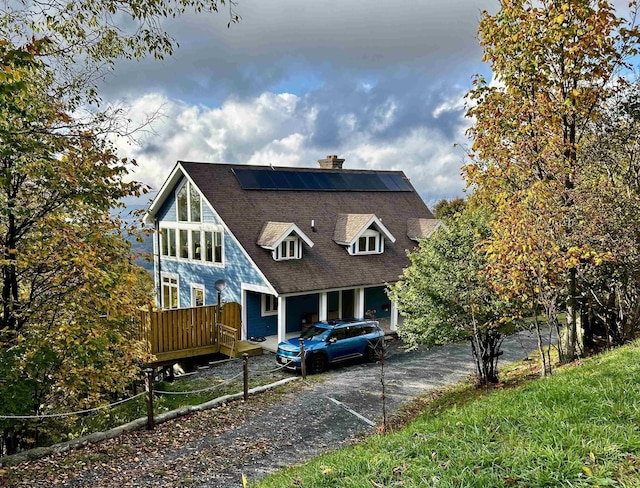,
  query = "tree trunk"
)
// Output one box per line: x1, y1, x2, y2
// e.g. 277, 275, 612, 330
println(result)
564, 268, 579, 362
